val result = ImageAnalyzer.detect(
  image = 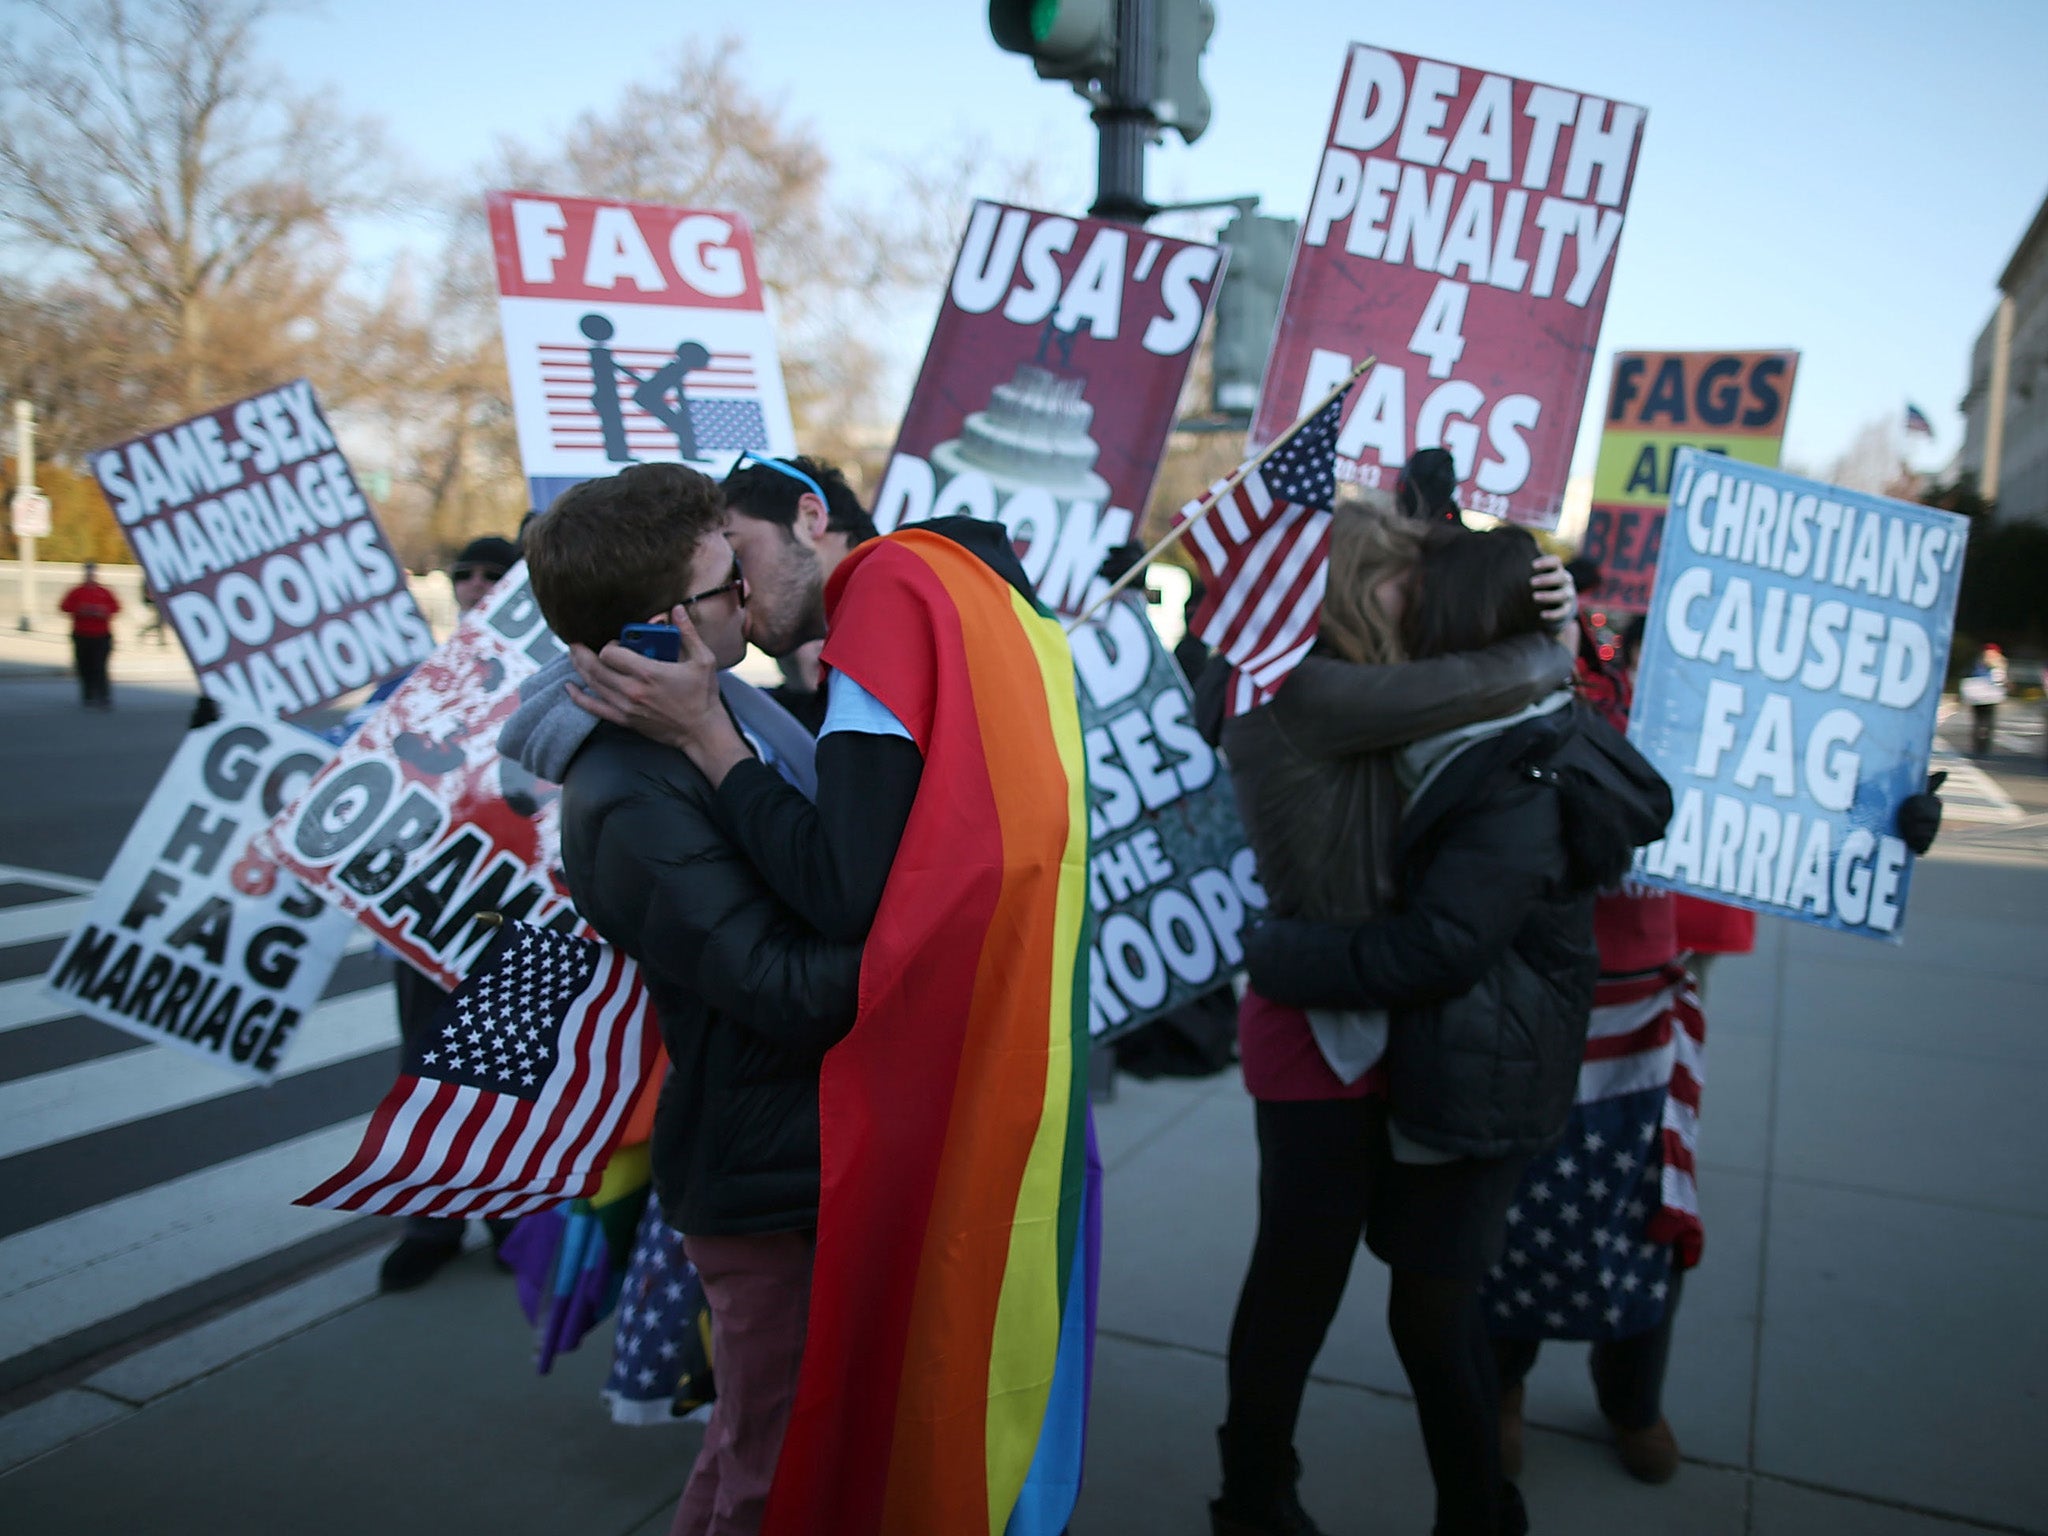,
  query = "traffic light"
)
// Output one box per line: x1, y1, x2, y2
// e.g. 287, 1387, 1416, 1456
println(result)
988, 0, 1118, 88
1210, 211, 1297, 417
1152, 0, 1214, 143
